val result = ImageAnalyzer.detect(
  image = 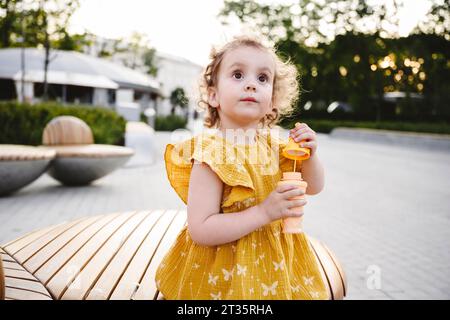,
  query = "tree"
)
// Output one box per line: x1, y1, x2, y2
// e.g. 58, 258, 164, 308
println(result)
170, 87, 189, 118
96, 37, 127, 58
36, 0, 80, 100
0, 0, 83, 49
220, 0, 403, 45
219, 0, 450, 122
53, 30, 92, 51
120, 31, 158, 77
0, 0, 84, 100
142, 47, 158, 77
0, 0, 20, 48
413, 0, 450, 38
